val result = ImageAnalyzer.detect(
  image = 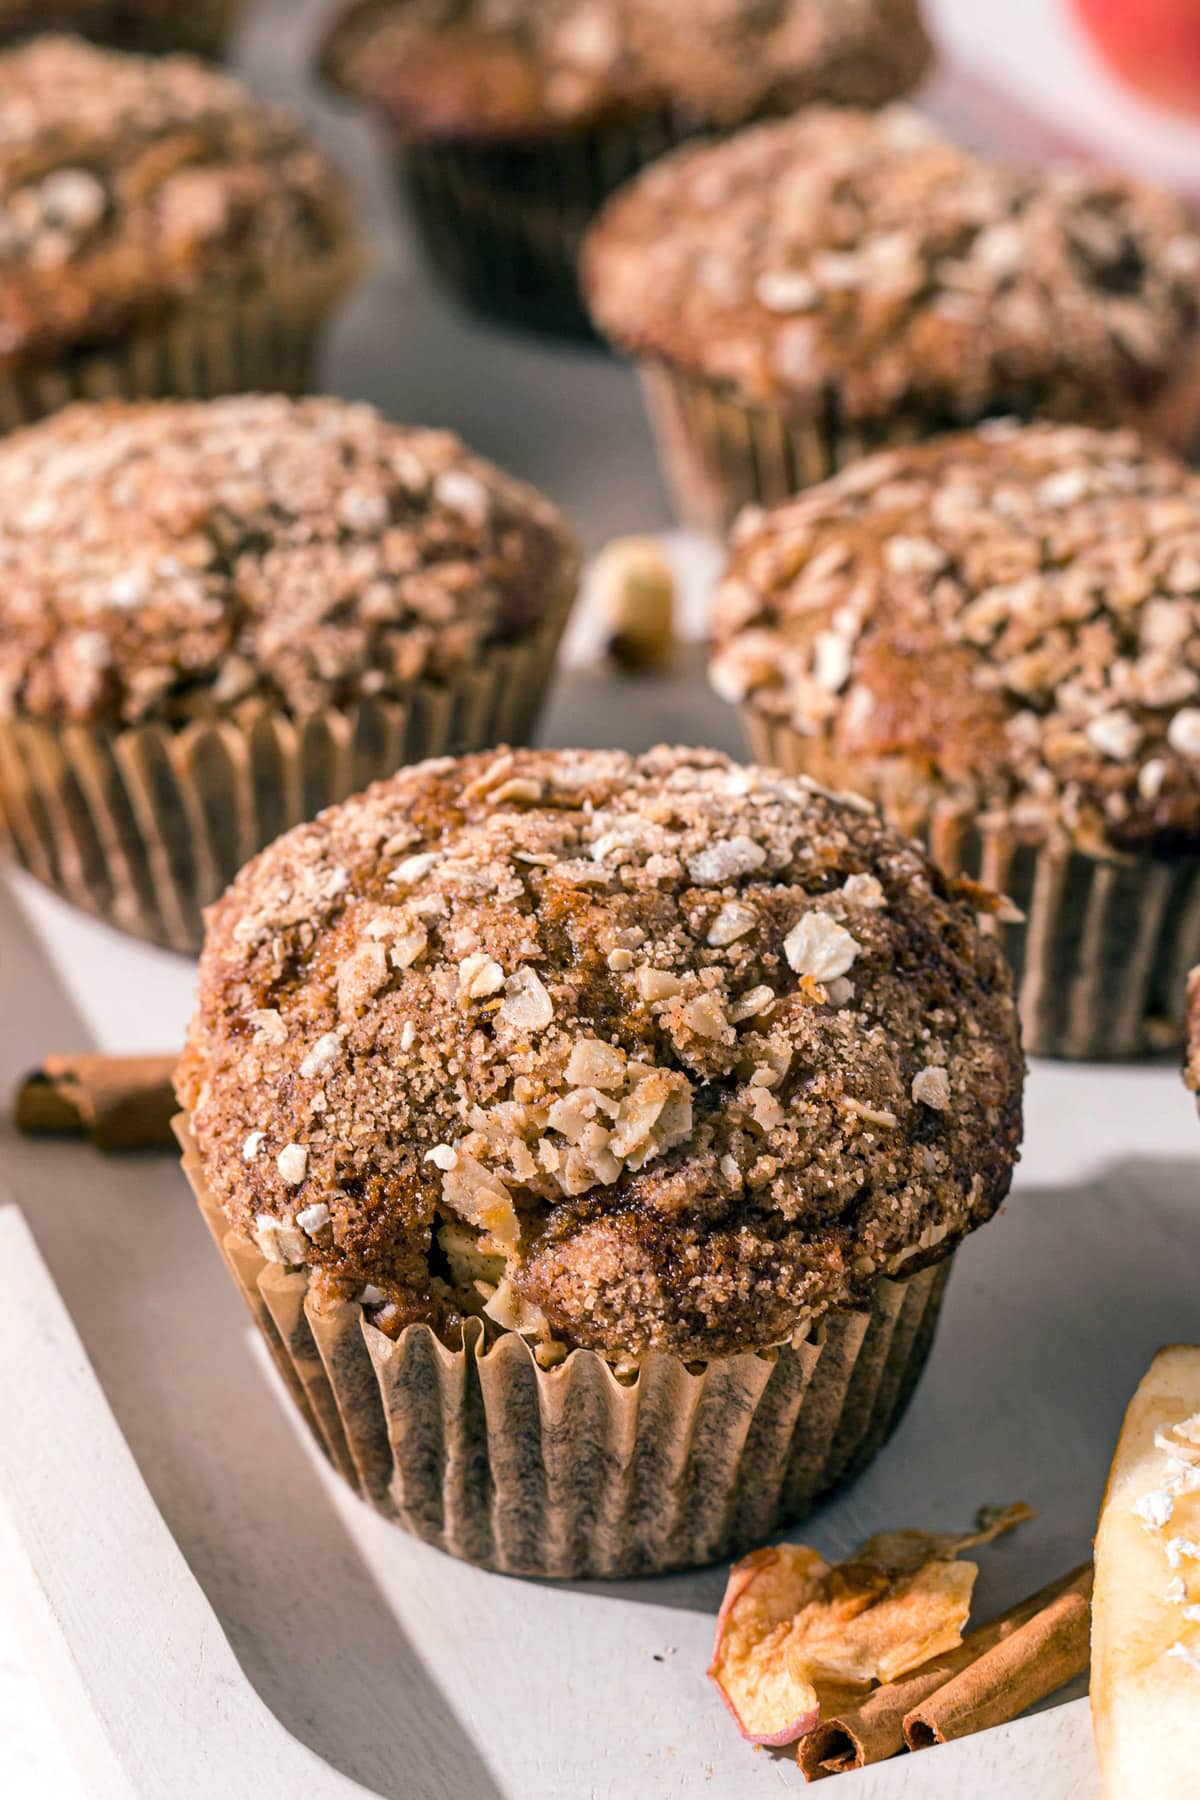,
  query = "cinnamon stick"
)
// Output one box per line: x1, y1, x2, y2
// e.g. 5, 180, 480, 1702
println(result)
903, 1569, 1094, 1752
798, 1563, 1092, 1781
15, 1053, 179, 1152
